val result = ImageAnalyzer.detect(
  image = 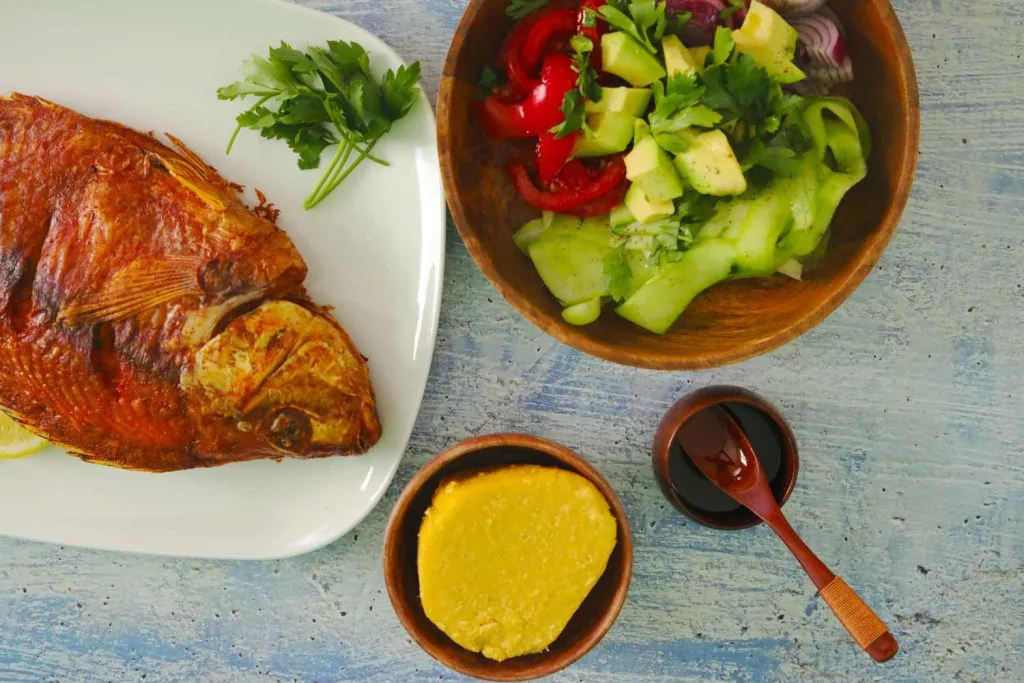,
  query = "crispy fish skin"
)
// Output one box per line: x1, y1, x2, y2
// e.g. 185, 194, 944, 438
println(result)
0, 94, 381, 471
